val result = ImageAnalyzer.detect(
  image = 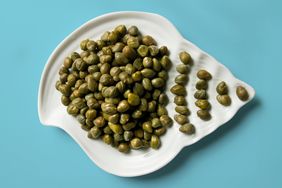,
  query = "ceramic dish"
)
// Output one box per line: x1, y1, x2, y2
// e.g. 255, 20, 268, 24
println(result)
38, 11, 255, 177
